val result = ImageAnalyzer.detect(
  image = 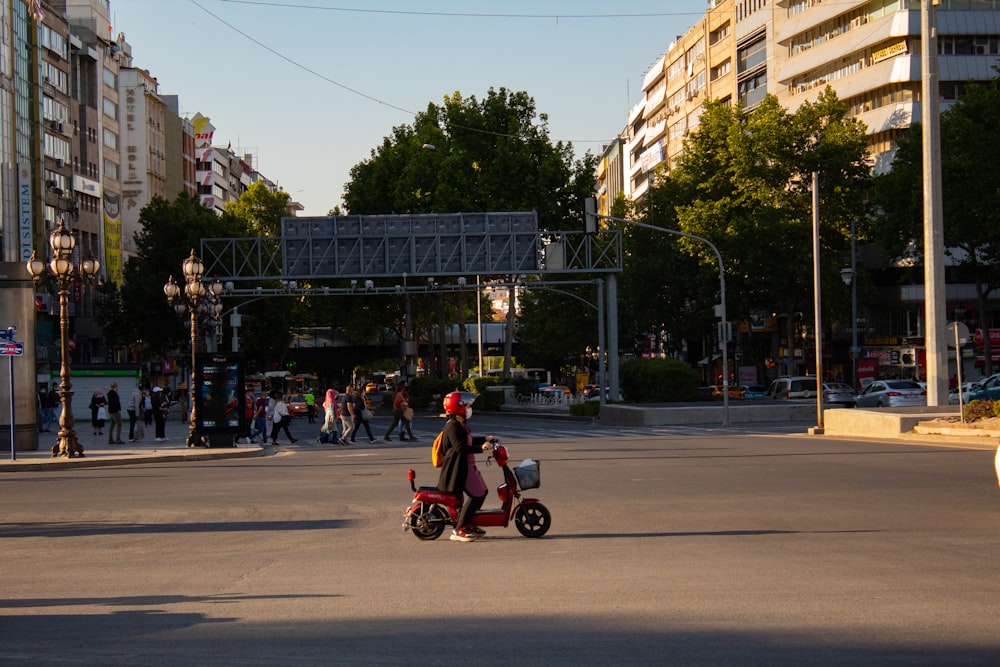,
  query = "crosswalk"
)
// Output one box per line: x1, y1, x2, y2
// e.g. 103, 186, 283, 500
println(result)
460, 414, 808, 442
